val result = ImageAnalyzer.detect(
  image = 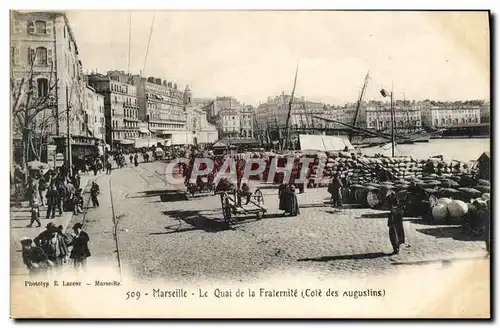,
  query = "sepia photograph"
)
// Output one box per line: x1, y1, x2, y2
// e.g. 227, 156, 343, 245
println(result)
9, 8, 491, 318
